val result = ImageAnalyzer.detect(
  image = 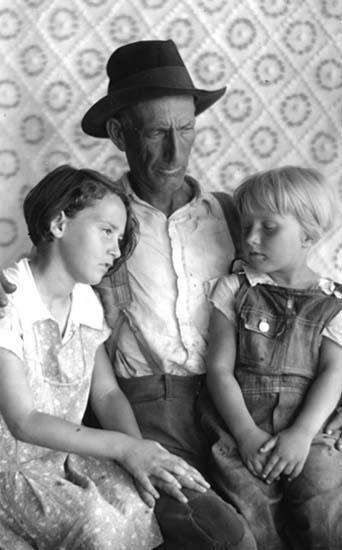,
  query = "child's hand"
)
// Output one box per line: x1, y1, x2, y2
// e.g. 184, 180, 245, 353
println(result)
238, 427, 272, 478
120, 438, 210, 506
259, 427, 312, 484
